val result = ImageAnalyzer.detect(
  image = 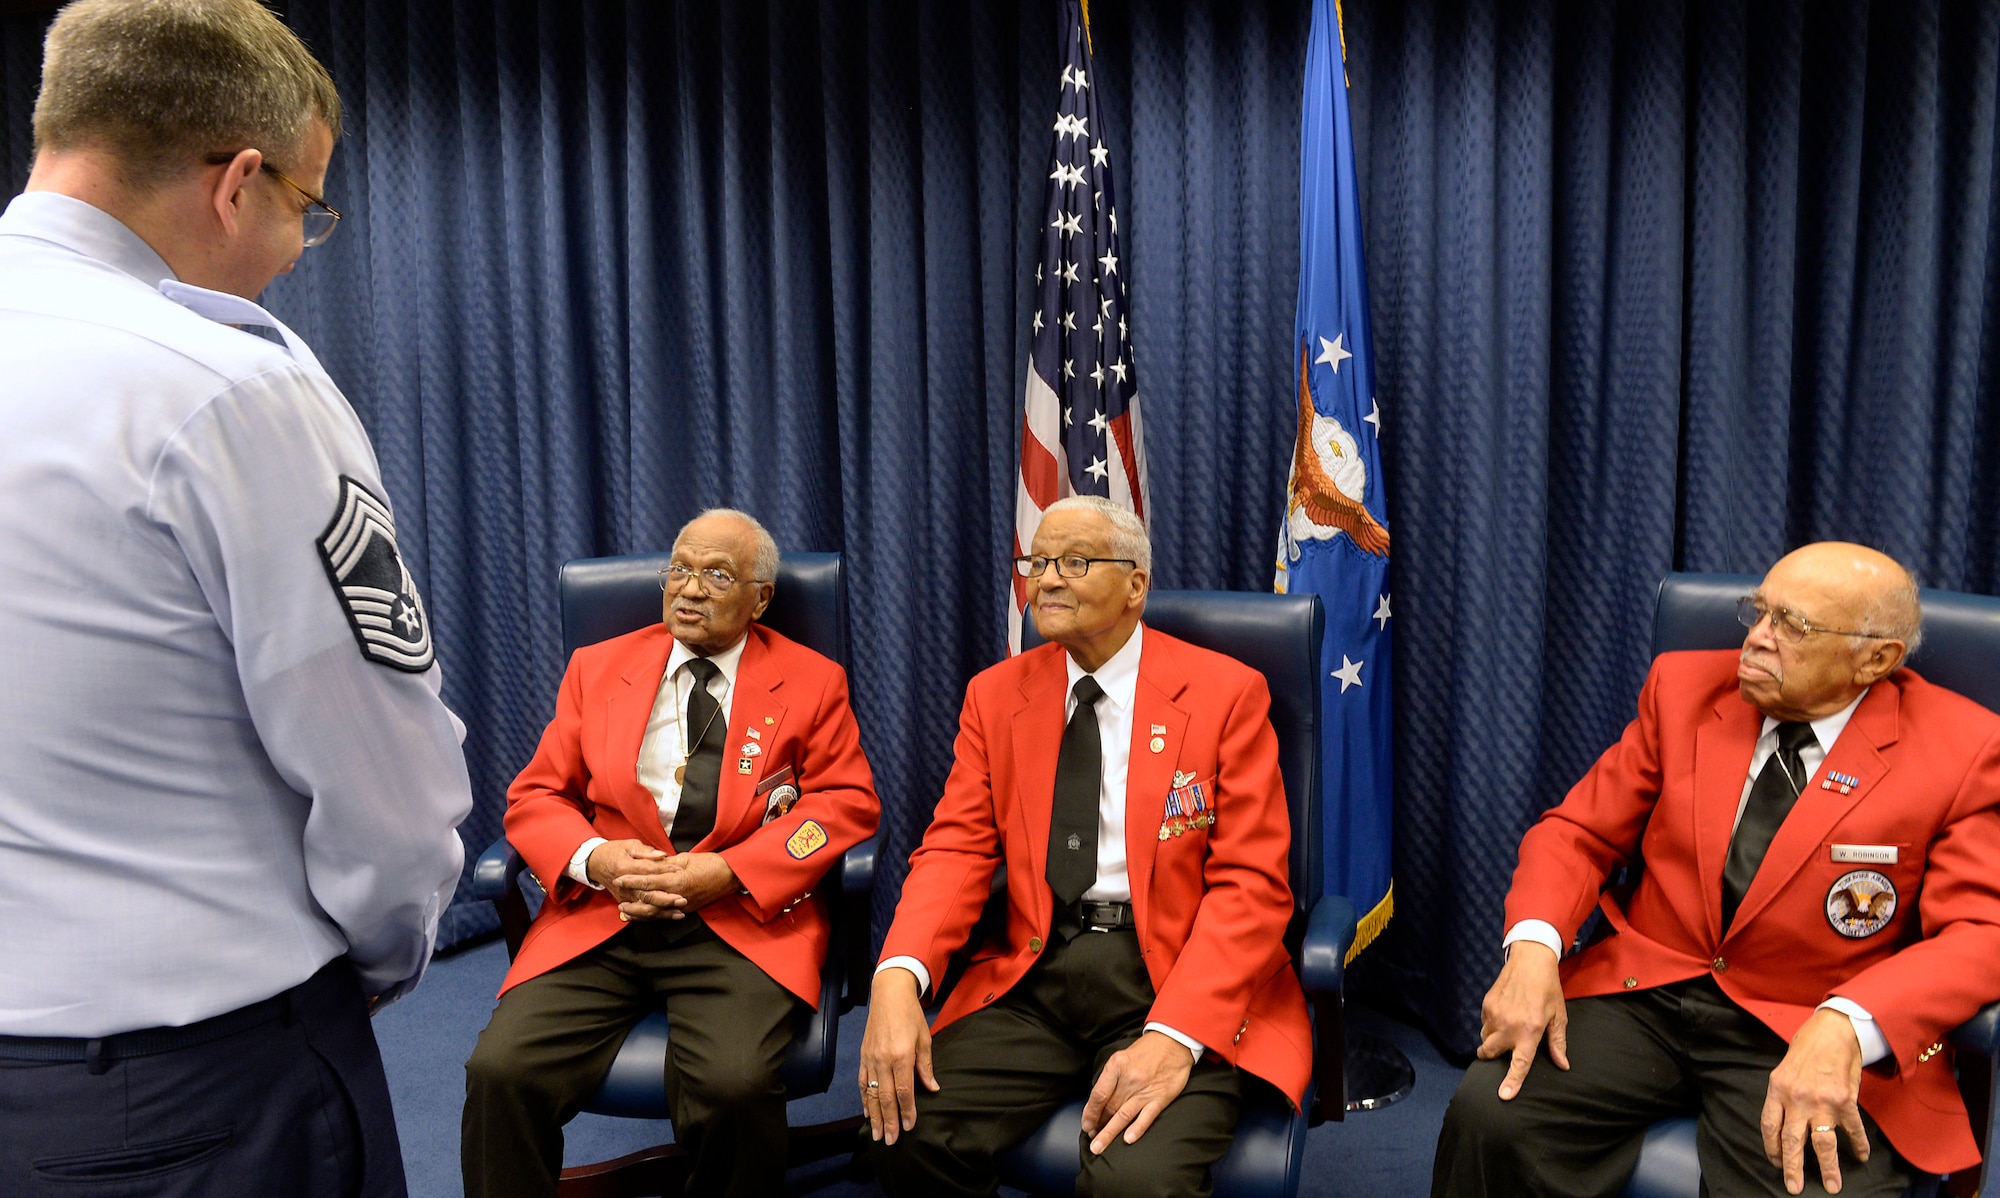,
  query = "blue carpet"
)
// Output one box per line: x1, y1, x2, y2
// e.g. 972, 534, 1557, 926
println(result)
374, 937, 1460, 1196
